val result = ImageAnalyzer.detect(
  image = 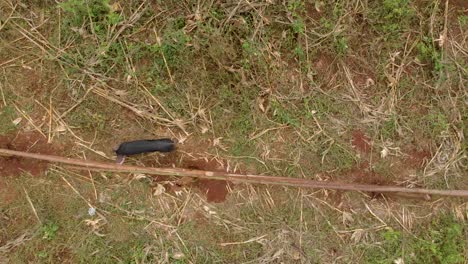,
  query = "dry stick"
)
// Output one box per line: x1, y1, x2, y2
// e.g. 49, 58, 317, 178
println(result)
1, 148, 467, 198
23, 187, 42, 224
